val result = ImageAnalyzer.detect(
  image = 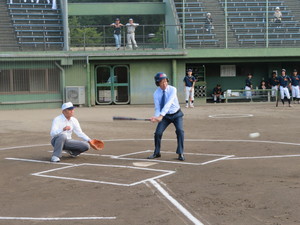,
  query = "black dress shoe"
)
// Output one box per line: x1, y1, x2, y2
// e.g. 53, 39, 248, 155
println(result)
147, 153, 161, 159
178, 154, 185, 161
